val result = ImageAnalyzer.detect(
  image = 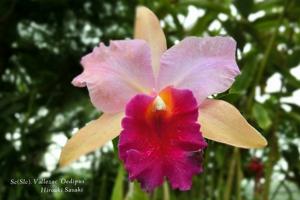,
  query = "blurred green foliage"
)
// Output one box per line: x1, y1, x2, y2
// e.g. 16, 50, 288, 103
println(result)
0, 0, 299, 199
